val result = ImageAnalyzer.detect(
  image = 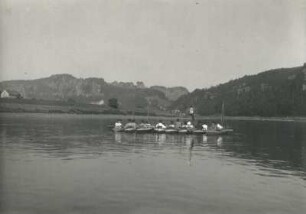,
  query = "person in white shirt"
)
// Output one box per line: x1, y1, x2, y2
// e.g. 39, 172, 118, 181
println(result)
202, 124, 208, 131
156, 121, 166, 129
124, 119, 137, 129
115, 120, 122, 128
189, 105, 195, 121
216, 123, 224, 130
186, 121, 194, 129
